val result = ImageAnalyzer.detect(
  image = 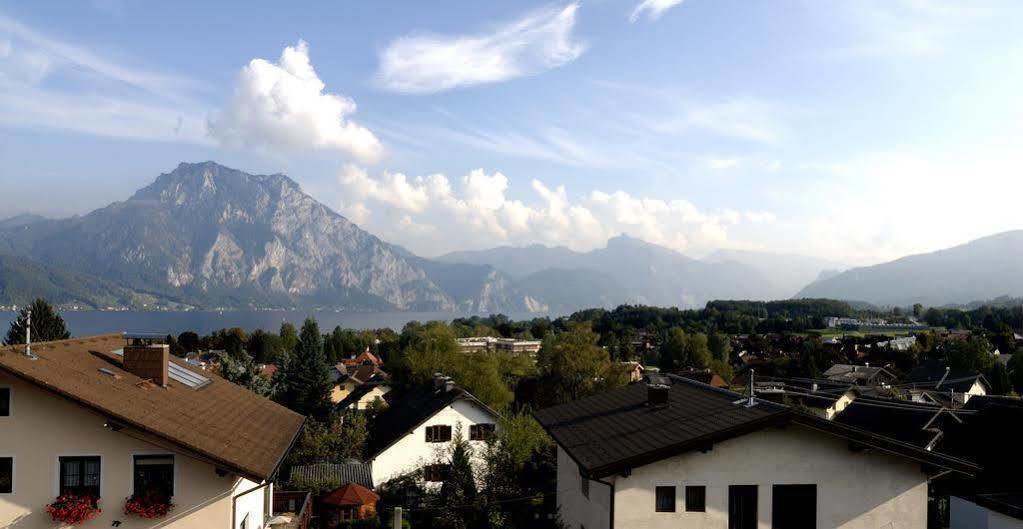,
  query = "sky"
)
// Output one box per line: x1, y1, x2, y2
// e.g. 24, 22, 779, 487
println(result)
2, 0, 1023, 265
